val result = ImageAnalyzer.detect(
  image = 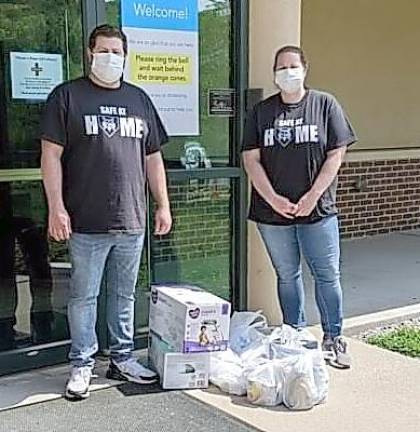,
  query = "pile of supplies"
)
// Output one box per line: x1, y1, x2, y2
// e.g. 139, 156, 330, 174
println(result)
148, 285, 329, 410
210, 311, 329, 410
148, 285, 231, 390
